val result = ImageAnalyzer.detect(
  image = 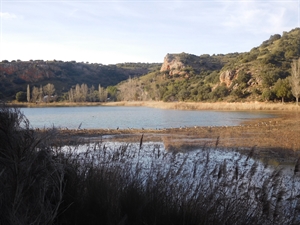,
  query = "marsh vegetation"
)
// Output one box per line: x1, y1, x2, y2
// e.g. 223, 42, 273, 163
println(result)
1, 105, 300, 225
